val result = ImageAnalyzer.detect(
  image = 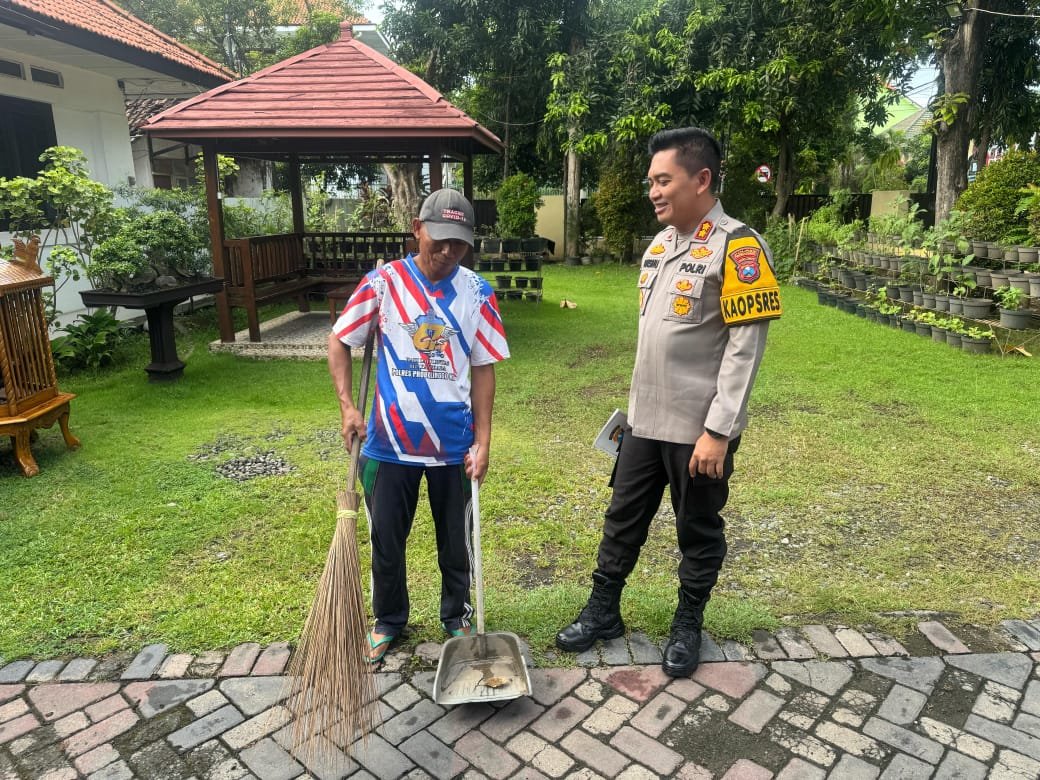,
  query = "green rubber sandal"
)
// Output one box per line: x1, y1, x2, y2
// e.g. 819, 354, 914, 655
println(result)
367, 630, 396, 664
